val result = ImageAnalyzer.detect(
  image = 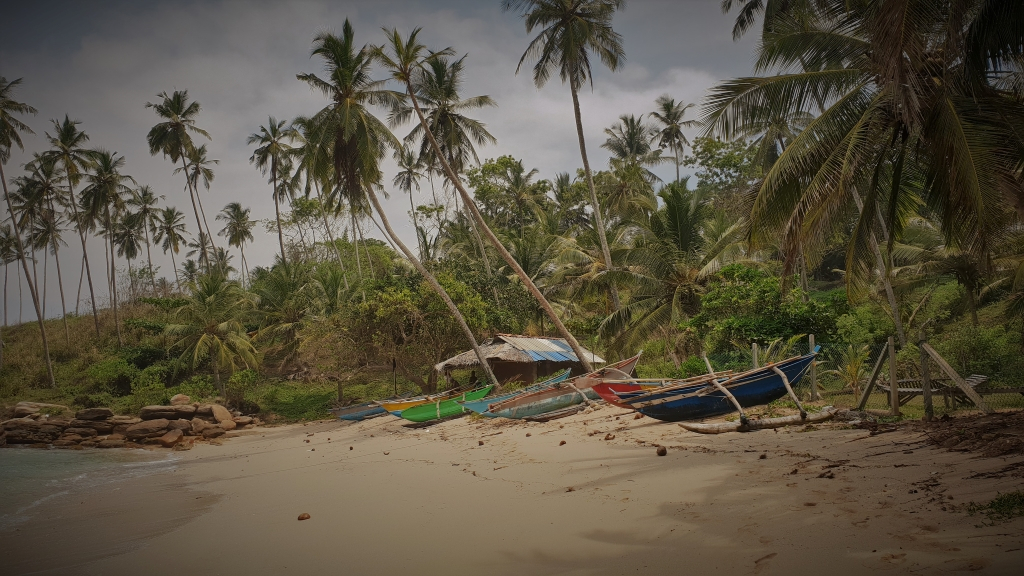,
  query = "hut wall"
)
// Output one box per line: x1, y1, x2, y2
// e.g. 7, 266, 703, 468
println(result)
537, 360, 586, 380
490, 360, 537, 384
